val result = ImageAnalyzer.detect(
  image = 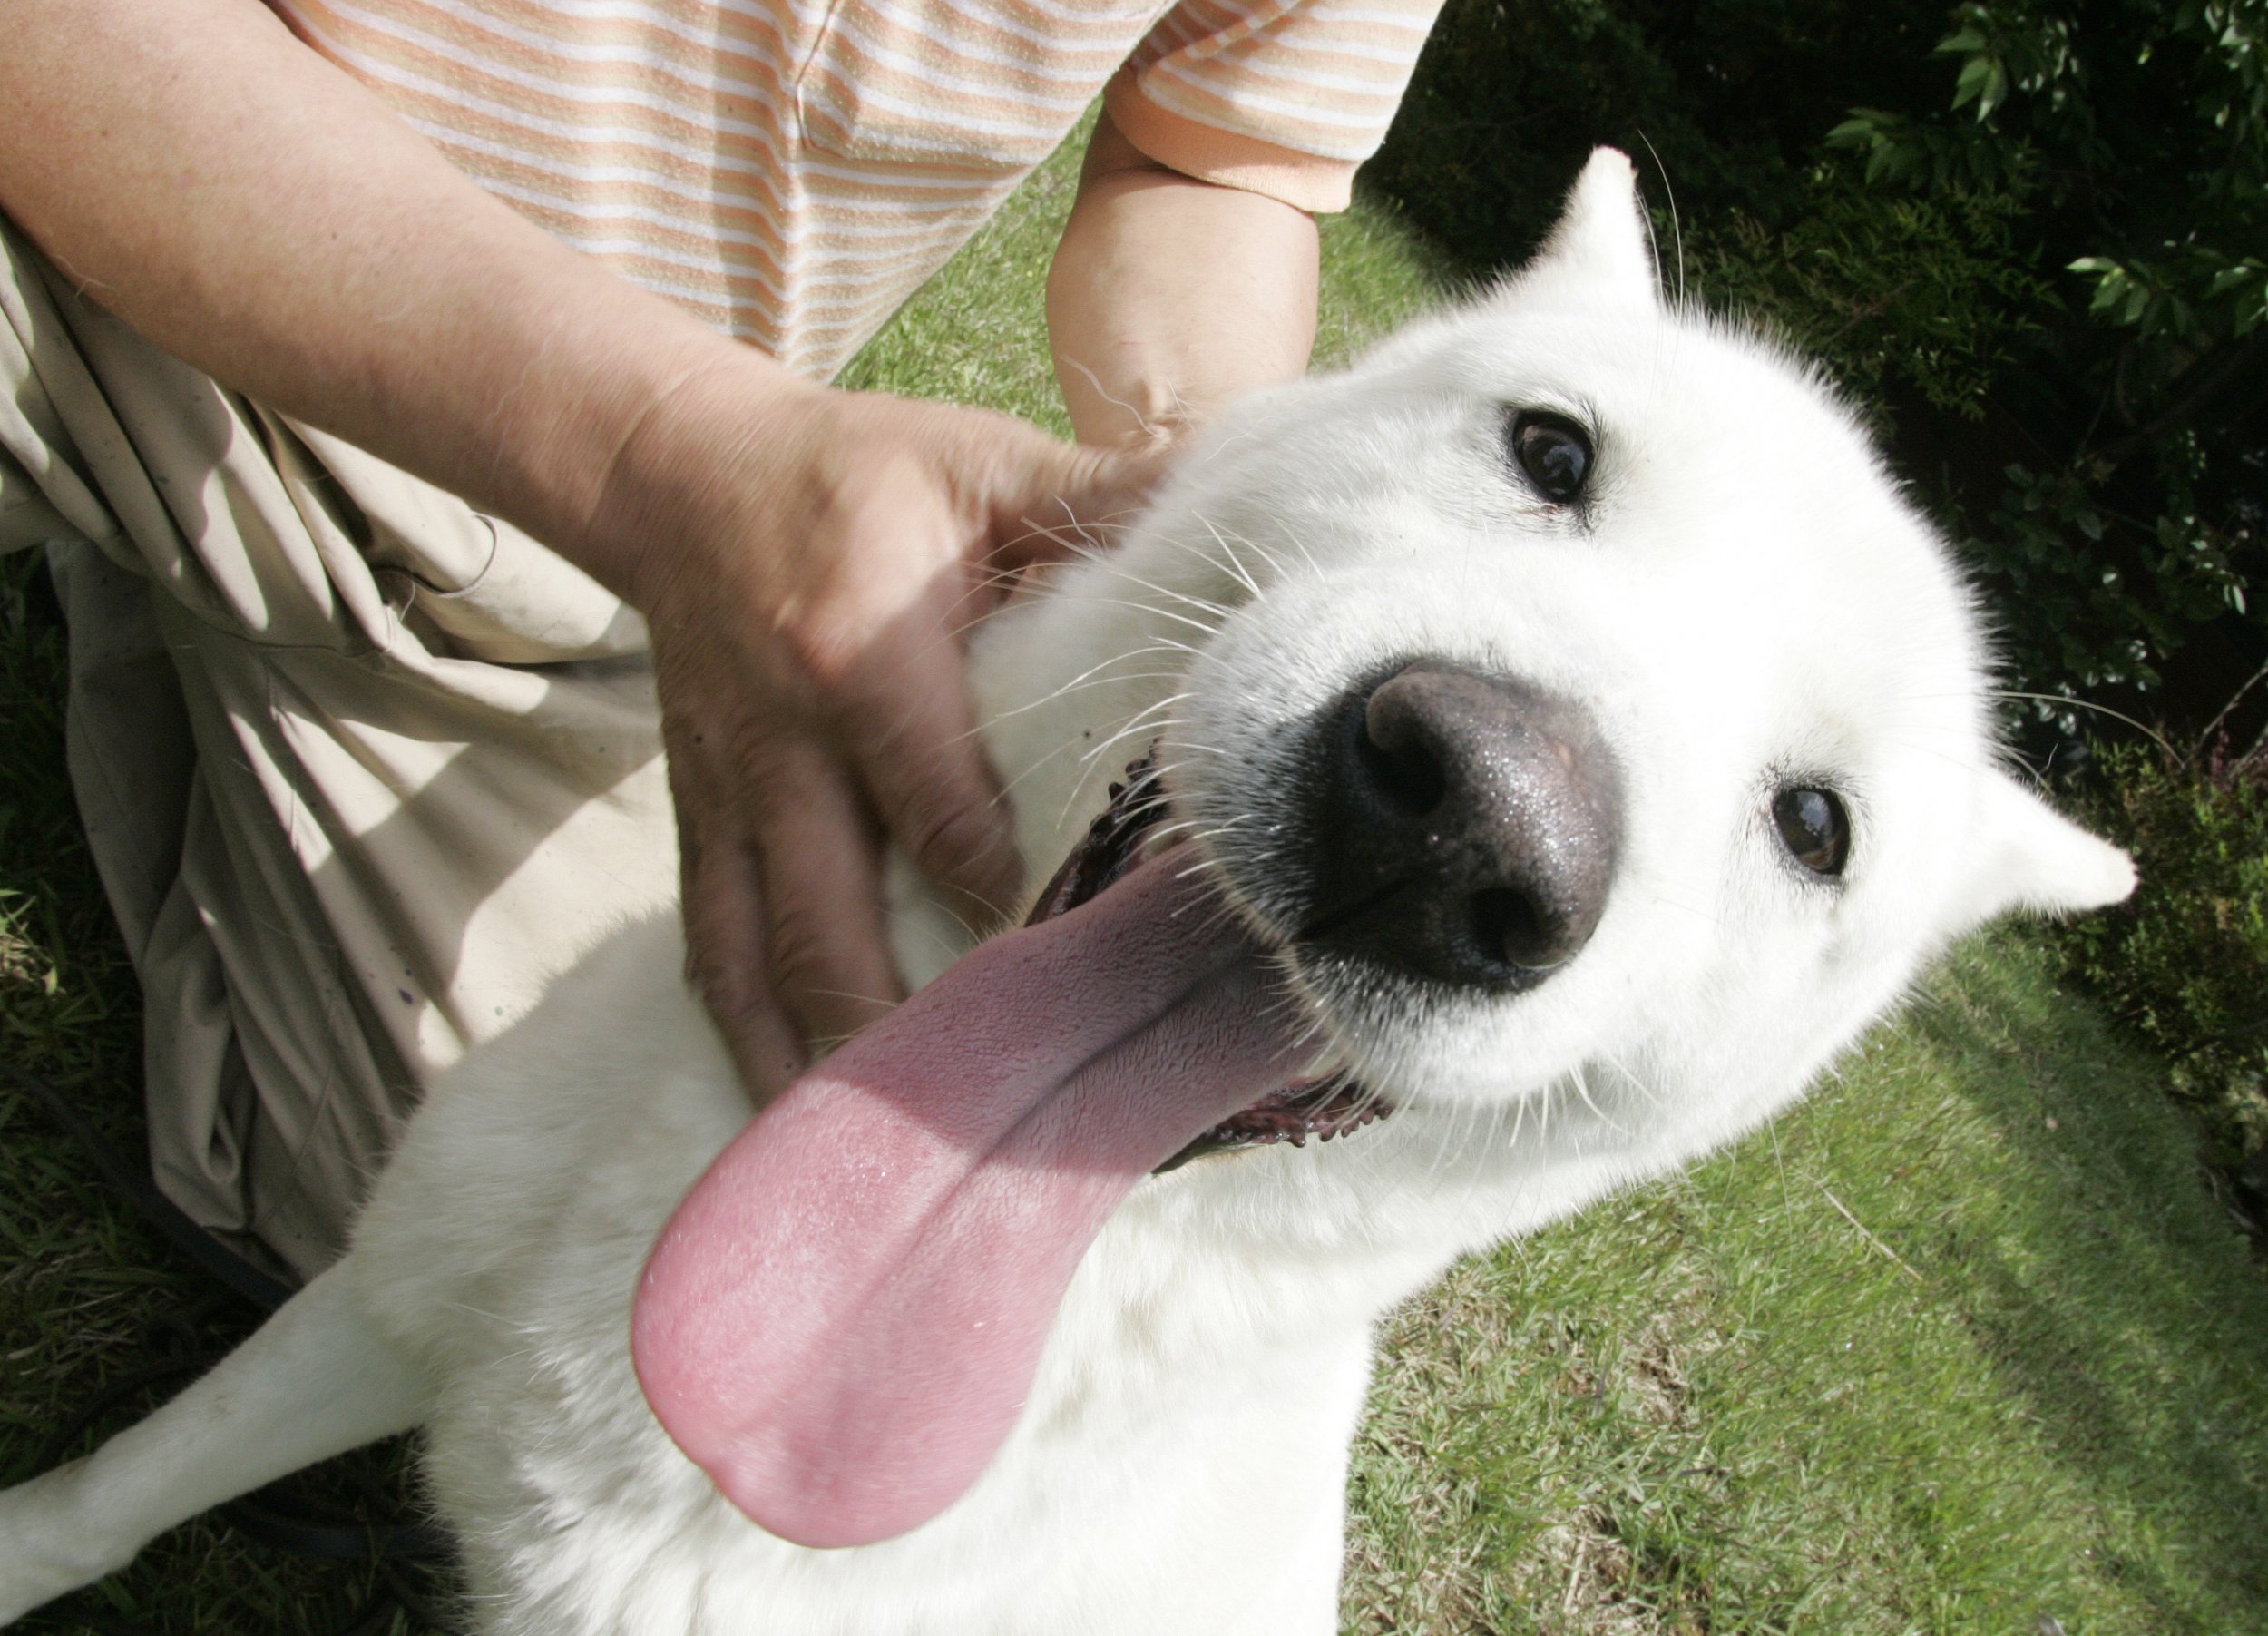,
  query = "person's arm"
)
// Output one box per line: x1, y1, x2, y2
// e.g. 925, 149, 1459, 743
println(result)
1, 0, 746, 571
3, 0, 1153, 1094
1048, 112, 1322, 449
